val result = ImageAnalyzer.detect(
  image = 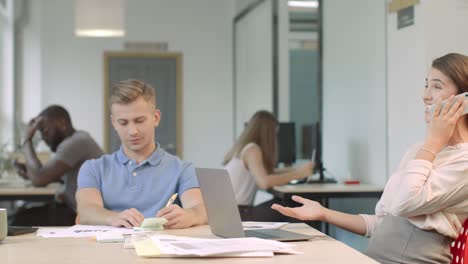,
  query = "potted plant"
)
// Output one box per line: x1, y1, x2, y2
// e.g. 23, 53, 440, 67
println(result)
0, 143, 15, 179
